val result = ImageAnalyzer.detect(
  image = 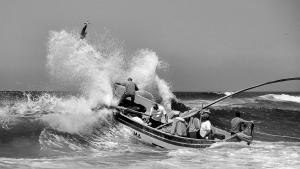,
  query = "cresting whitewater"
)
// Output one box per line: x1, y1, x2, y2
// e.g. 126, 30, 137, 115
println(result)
0, 30, 299, 169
